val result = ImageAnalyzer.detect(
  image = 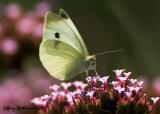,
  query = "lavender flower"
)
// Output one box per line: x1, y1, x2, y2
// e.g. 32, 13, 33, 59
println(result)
153, 77, 160, 94
0, 38, 19, 55
4, 3, 22, 20
151, 97, 160, 104
31, 70, 160, 114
